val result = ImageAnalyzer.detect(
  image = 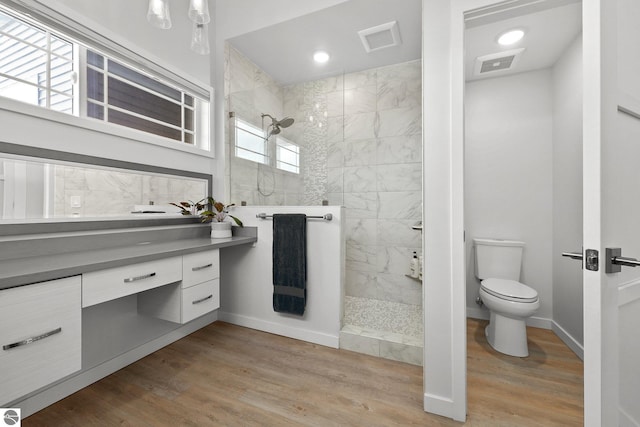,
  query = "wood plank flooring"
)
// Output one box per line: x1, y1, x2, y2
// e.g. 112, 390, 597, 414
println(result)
25, 319, 583, 426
